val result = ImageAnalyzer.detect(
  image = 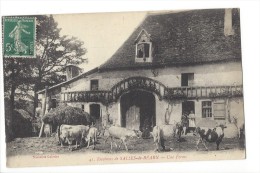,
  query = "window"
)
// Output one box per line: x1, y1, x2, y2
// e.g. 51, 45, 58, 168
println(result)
213, 102, 226, 120
135, 30, 153, 63
90, 80, 98, 91
181, 73, 194, 86
81, 104, 85, 111
202, 101, 212, 118
50, 99, 57, 109
137, 43, 151, 59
